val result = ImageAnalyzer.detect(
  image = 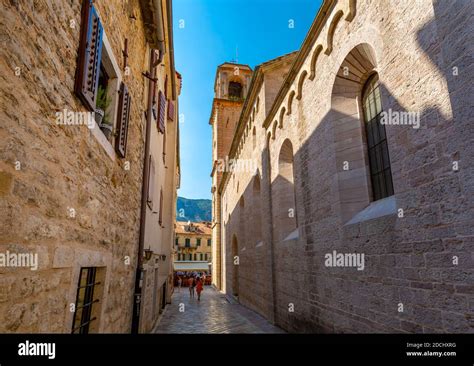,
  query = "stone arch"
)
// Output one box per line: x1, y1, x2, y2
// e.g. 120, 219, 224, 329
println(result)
231, 234, 239, 296
345, 0, 357, 21
296, 70, 308, 100
331, 42, 383, 223
272, 138, 297, 242
325, 10, 344, 55
287, 90, 296, 115
278, 107, 286, 128
271, 120, 278, 140
252, 126, 257, 150
309, 44, 323, 80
